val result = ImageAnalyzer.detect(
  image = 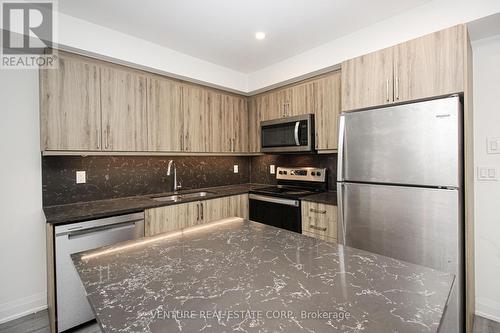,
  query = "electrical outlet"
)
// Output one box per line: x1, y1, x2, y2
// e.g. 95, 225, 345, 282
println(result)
477, 167, 497, 181
76, 171, 86, 184
487, 137, 500, 154
233, 165, 238, 173
270, 165, 275, 174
